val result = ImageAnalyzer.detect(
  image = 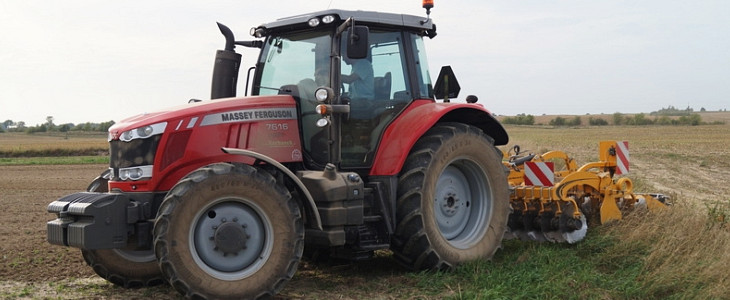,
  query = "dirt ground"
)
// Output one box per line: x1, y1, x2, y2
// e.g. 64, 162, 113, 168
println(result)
0, 165, 411, 299
0, 165, 175, 298
0, 165, 101, 281
1, 122, 729, 298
